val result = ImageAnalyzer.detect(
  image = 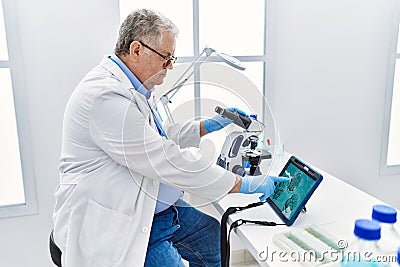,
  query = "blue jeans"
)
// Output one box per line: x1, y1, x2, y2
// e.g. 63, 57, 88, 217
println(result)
144, 199, 221, 267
